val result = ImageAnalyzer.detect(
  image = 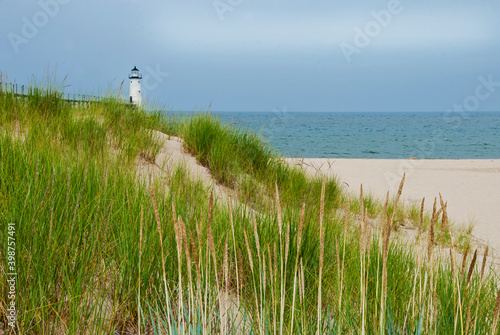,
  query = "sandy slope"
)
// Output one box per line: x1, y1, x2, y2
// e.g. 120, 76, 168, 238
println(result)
287, 158, 500, 251
136, 130, 236, 207
135, 134, 500, 251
